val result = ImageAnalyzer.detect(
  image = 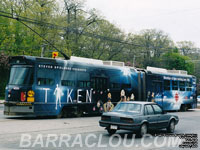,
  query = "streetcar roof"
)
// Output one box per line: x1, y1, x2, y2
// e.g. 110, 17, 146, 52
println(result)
9, 55, 195, 78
